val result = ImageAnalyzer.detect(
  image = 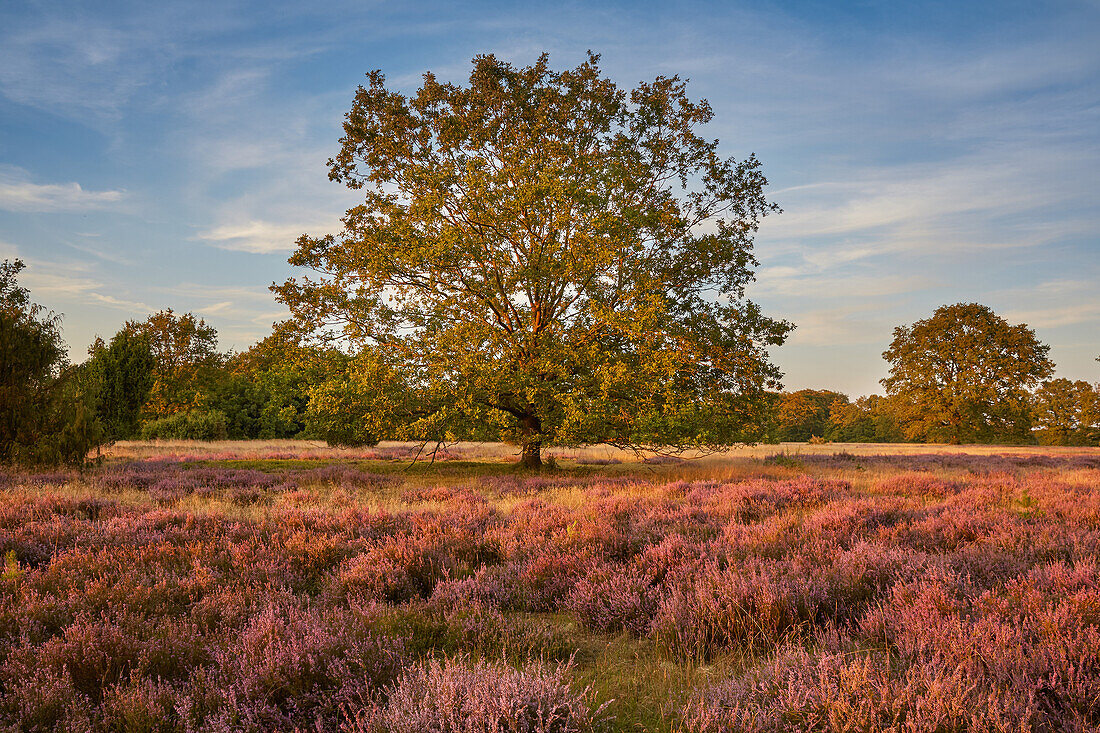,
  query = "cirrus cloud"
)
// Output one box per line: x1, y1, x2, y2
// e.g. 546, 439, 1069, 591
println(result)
196, 217, 340, 254
0, 165, 124, 213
